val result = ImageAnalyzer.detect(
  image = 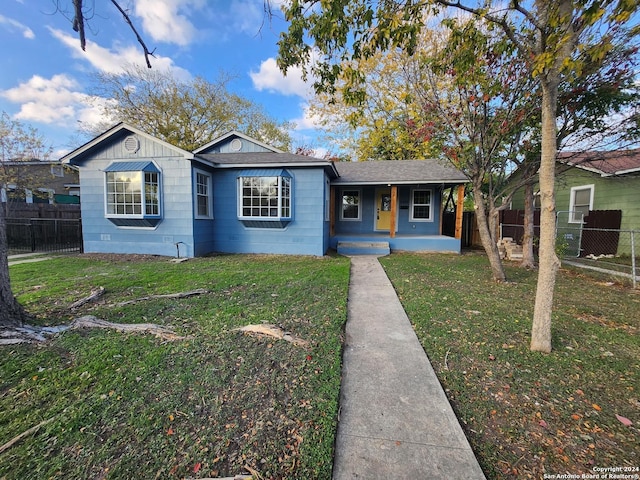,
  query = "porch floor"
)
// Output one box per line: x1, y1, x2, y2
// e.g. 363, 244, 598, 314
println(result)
330, 233, 461, 254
